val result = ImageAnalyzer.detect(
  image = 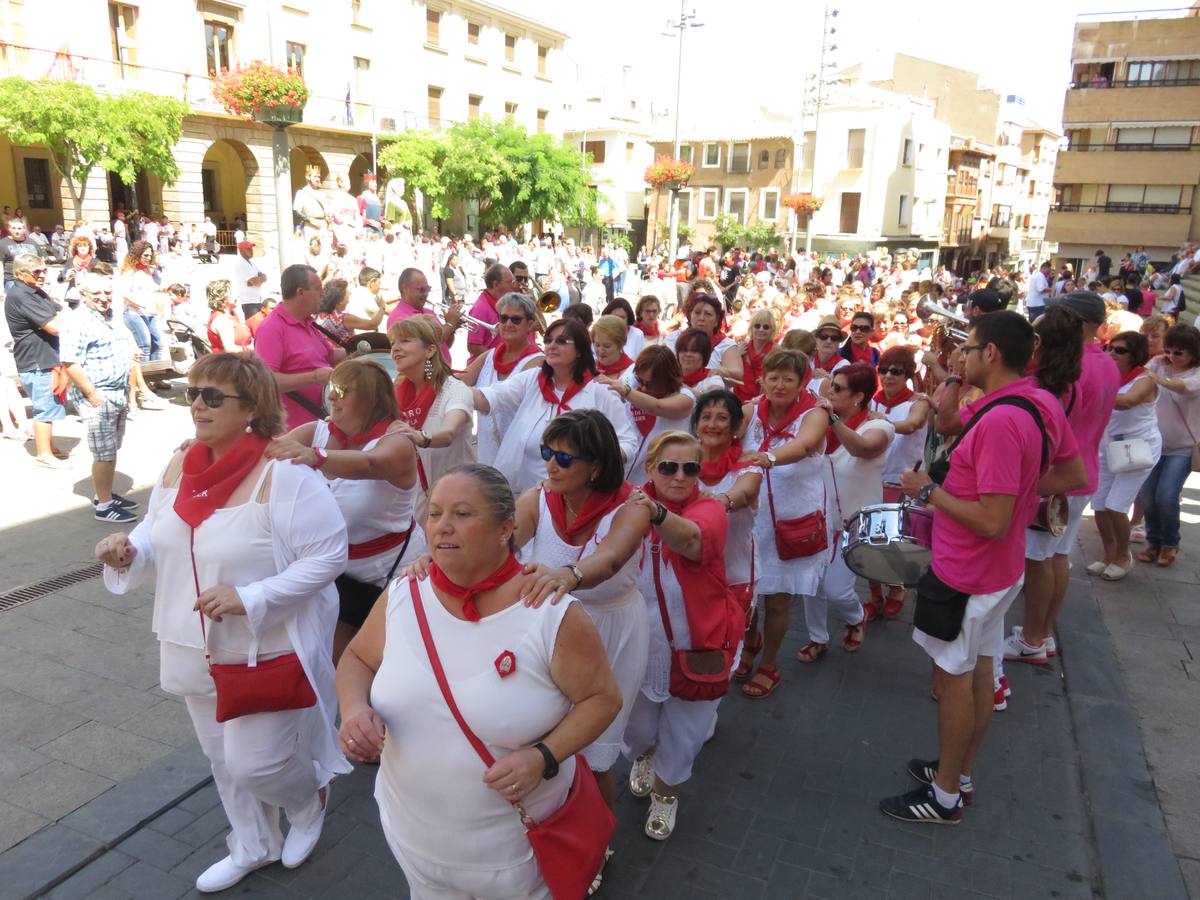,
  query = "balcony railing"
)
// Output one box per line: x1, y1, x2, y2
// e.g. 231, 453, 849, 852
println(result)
1069, 77, 1200, 89
1052, 203, 1191, 214
1065, 142, 1199, 152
